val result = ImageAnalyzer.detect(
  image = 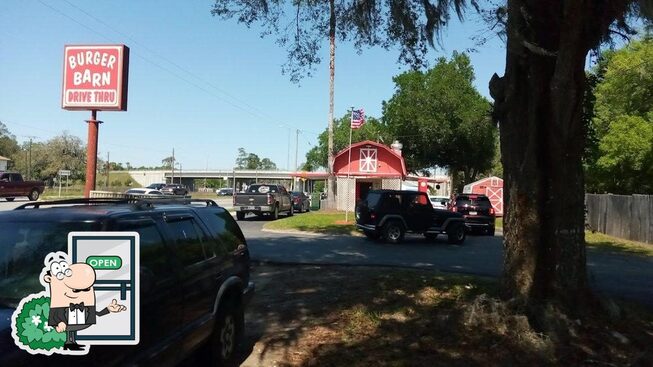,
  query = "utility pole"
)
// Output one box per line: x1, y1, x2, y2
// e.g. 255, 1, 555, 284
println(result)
327, 0, 336, 208
171, 148, 175, 184
294, 129, 299, 190
28, 138, 32, 180
106, 151, 110, 190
